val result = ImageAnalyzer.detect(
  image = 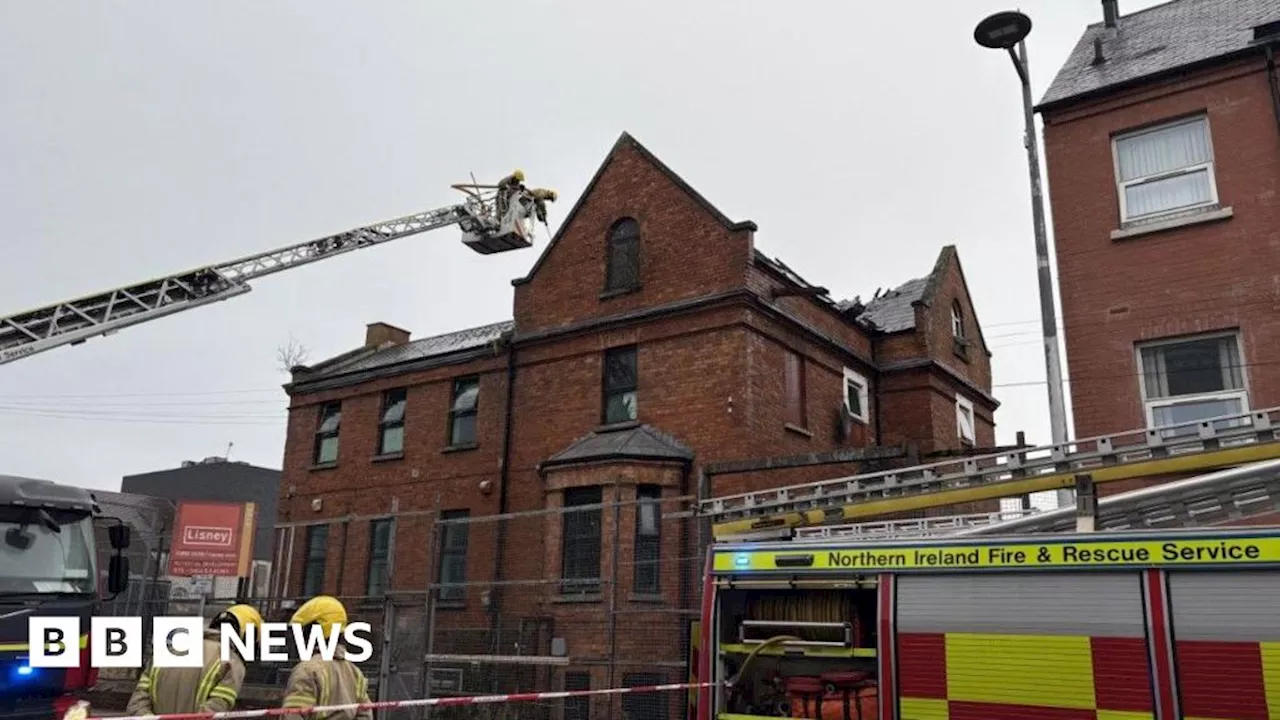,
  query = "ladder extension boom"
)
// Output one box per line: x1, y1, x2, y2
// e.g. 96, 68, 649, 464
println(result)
702, 407, 1280, 539
0, 176, 550, 366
